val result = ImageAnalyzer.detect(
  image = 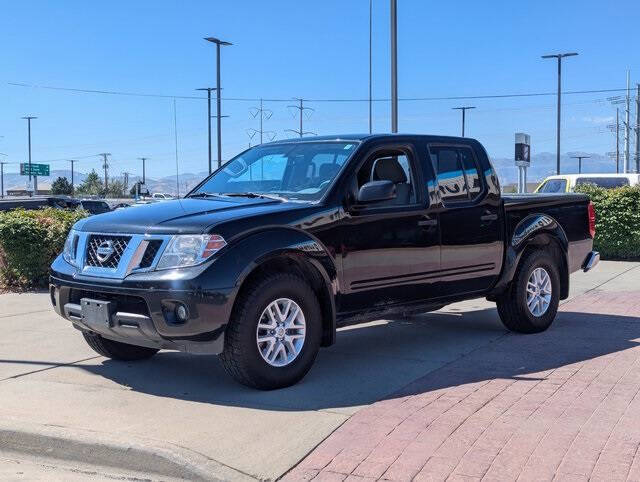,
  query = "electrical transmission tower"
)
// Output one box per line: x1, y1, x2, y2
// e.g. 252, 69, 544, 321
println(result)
122, 171, 131, 194
247, 98, 276, 147
99, 153, 111, 192
286, 98, 316, 138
